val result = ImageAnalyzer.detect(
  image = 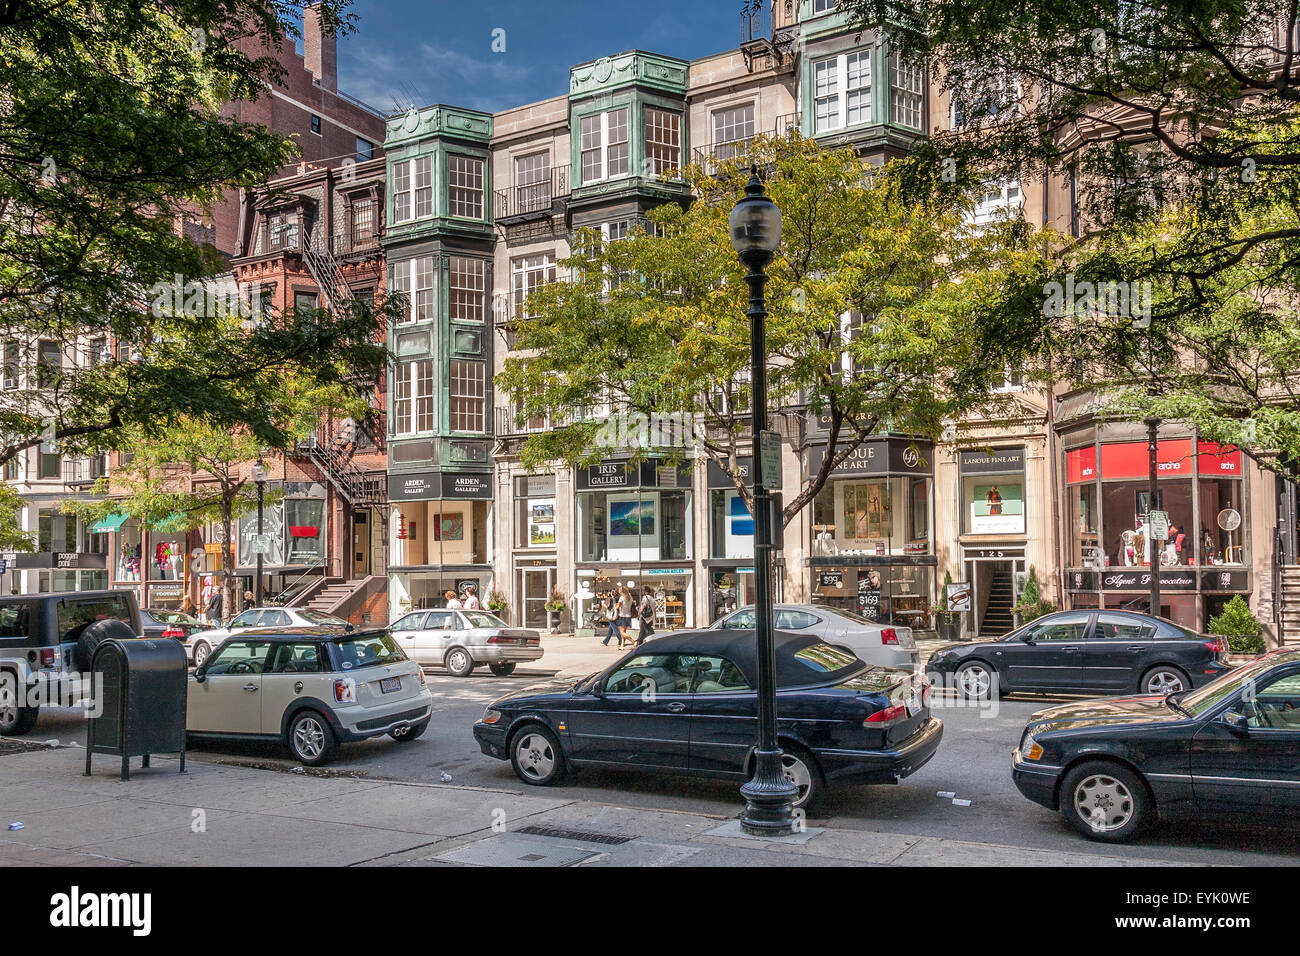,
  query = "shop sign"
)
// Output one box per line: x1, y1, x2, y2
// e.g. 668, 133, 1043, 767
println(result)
518, 474, 556, 497
1201, 568, 1249, 591
1065, 445, 1097, 483
644, 568, 689, 575
819, 570, 843, 588
577, 458, 691, 490
389, 471, 439, 502
807, 439, 935, 479
11, 551, 108, 570
1097, 569, 1197, 591
1068, 570, 1099, 591
959, 447, 1024, 475
946, 581, 972, 612
707, 457, 752, 488
1099, 439, 1195, 480
149, 583, 183, 600
1197, 441, 1243, 475
965, 547, 1026, 560
441, 472, 492, 499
